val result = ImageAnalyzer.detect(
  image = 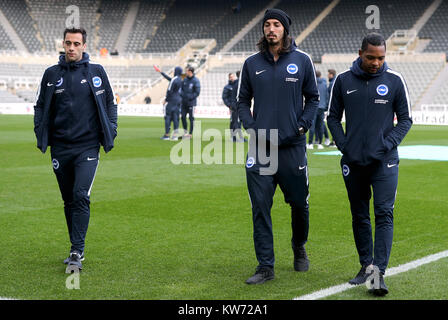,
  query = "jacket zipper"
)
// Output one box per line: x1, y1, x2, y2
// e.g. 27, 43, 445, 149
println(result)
69, 67, 75, 136
363, 80, 369, 164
